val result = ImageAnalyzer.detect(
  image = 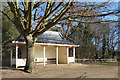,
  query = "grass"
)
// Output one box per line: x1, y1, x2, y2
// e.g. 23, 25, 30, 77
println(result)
93, 62, 119, 66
